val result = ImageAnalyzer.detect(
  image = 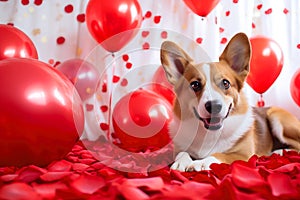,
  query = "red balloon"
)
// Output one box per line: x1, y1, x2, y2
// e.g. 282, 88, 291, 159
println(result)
86, 0, 143, 52
112, 89, 173, 152
0, 24, 38, 60
56, 59, 100, 101
290, 69, 300, 107
183, 0, 220, 17
246, 36, 284, 94
151, 66, 175, 105
0, 58, 84, 167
